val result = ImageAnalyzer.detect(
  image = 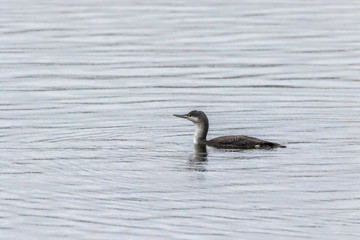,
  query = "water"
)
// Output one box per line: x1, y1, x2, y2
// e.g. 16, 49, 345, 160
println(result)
1, 0, 360, 239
